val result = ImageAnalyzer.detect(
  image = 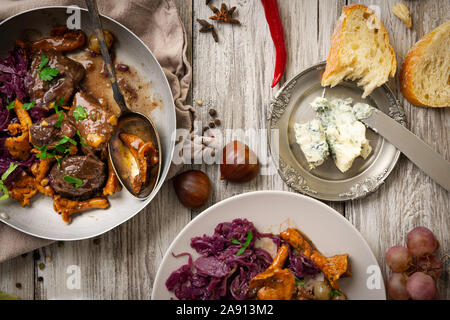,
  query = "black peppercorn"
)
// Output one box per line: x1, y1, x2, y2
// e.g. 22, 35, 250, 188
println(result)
209, 109, 217, 117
